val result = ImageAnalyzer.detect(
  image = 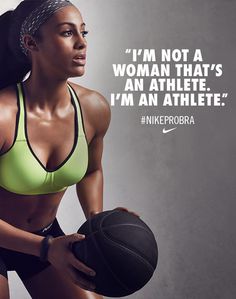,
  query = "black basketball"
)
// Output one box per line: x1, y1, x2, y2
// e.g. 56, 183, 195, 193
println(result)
72, 209, 158, 297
